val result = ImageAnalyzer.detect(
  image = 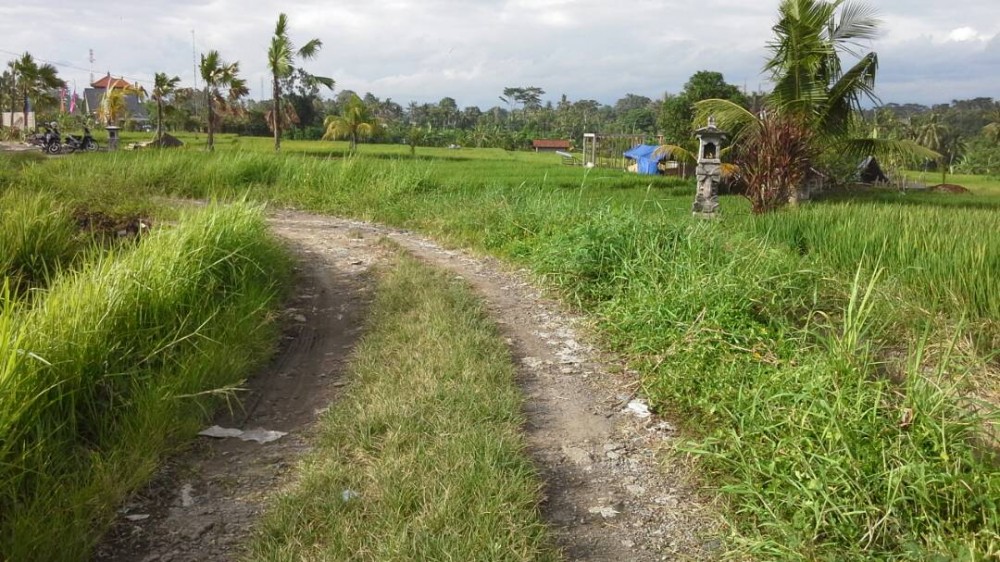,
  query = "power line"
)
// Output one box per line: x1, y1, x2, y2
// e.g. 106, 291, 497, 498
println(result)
0, 47, 155, 87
